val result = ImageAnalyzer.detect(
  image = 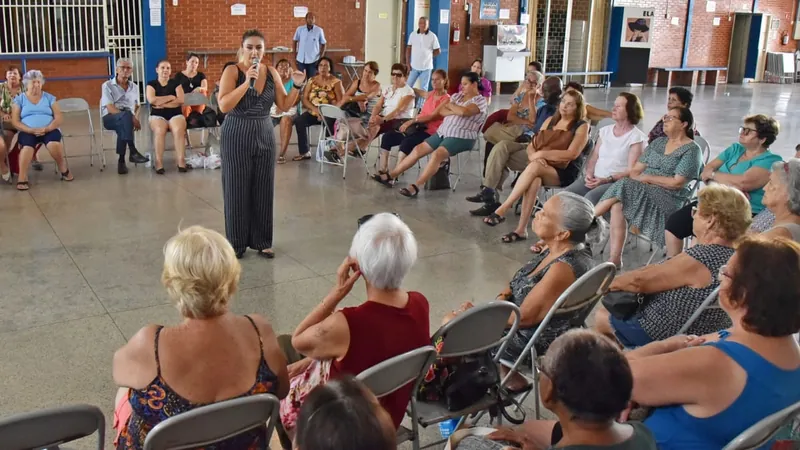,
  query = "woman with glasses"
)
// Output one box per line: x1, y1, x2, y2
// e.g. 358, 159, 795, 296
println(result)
752, 158, 800, 241
594, 184, 752, 348
664, 115, 782, 256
